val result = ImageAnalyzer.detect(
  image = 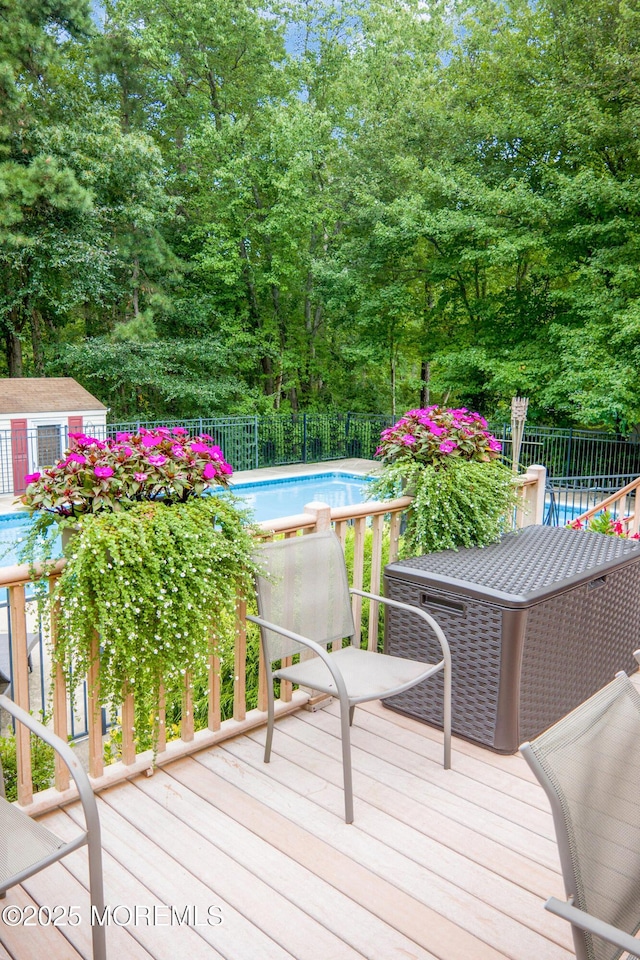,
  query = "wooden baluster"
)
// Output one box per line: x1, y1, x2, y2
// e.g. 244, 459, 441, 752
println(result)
121, 688, 136, 765
367, 513, 384, 651
9, 584, 32, 805
629, 494, 640, 536
49, 578, 70, 792
257, 641, 268, 712
351, 517, 366, 646
388, 511, 402, 564
181, 671, 194, 742
156, 683, 167, 754
87, 629, 104, 779
234, 595, 247, 721
208, 644, 221, 732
